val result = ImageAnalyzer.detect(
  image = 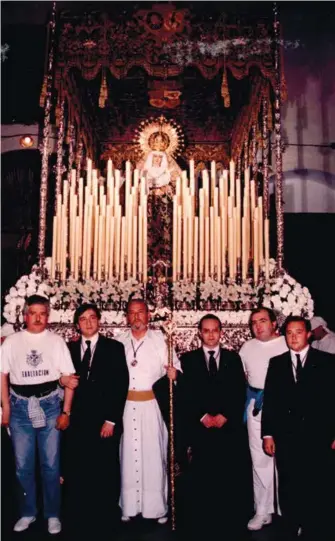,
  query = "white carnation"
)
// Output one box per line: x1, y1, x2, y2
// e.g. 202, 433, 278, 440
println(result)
9, 287, 18, 298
